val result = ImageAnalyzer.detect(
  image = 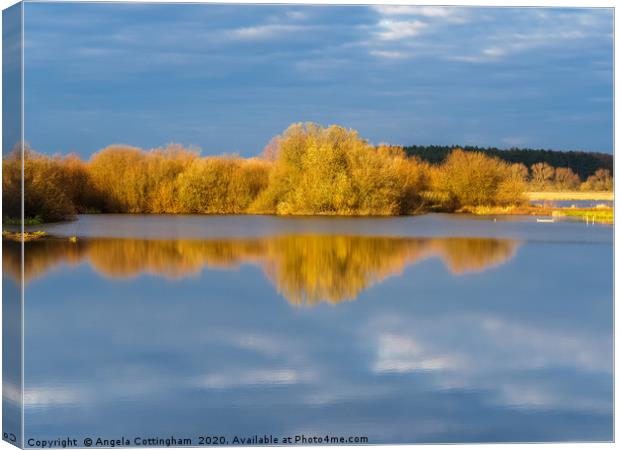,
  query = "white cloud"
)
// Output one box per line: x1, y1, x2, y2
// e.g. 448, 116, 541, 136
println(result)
369, 50, 407, 59
24, 387, 84, 407
416, 6, 460, 18
373, 334, 461, 373
366, 307, 611, 412
3, 382, 21, 405
376, 19, 428, 41
447, 11, 609, 64
373, 5, 467, 23
374, 5, 415, 15
230, 24, 307, 40
286, 10, 308, 21
482, 46, 506, 57
197, 369, 314, 389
